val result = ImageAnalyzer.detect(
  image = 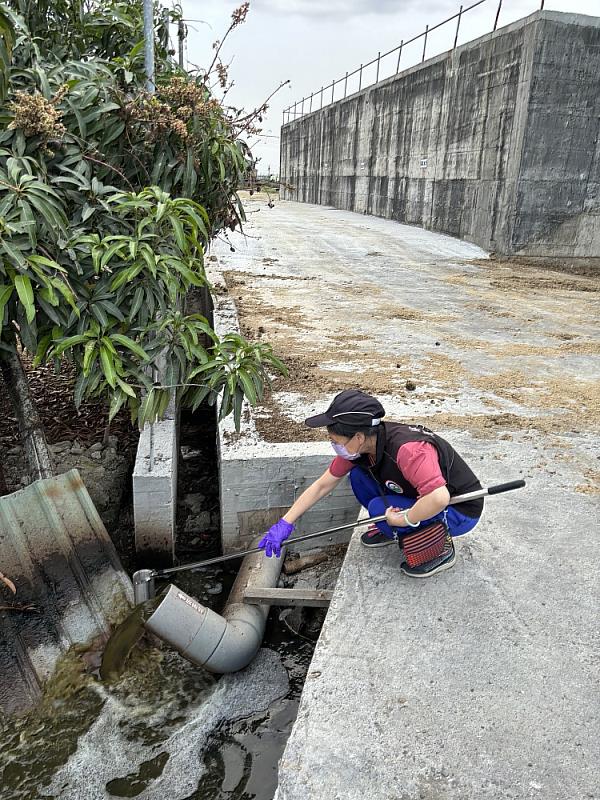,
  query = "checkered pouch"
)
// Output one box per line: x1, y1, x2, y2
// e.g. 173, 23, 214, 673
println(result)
401, 521, 449, 567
